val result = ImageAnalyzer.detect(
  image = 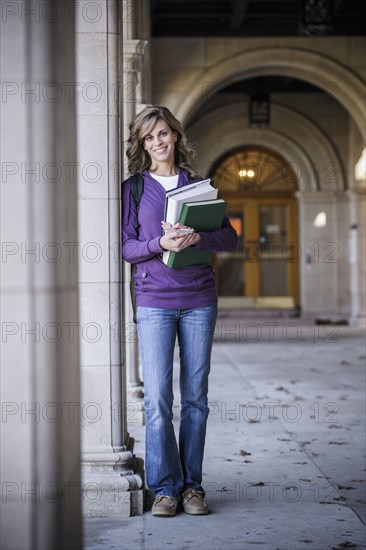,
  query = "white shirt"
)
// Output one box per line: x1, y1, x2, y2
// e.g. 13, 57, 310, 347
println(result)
149, 172, 179, 191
